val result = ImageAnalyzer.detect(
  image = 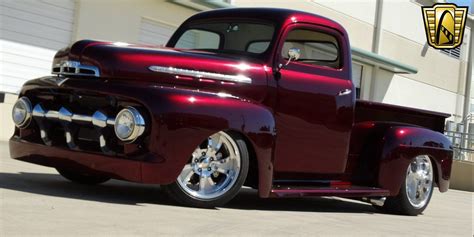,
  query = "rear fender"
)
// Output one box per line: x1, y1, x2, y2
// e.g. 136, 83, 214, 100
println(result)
379, 126, 453, 195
